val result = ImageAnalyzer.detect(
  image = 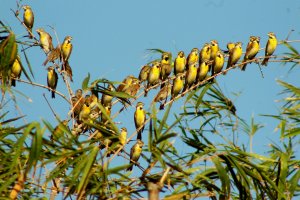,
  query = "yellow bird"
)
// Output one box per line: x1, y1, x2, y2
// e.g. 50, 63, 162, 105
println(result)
211, 50, 224, 76
197, 60, 210, 82
101, 105, 111, 124
134, 102, 146, 140
171, 73, 184, 100
22, 5, 34, 38
160, 52, 172, 83
139, 65, 151, 83
183, 63, 197, 92
36, 28, 53, 54
262, 32, 278, 66
47, 66, 58, 98
210, 40, 219, 61
199, 43, 211, 63
241, 36, 260, 71
51, 120, 69, 141
226, 42, 243, 71
186, 48, 199, 68
101, 84, 114, 106
61, 36, 73, 62
119, 127, 127, 146
145, 62, 161, 96
79, 103, 91, 122
174, 51, 186, 75
127, 139, 144, 171
10, 56, 22, 87
226, 42, 235, 53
